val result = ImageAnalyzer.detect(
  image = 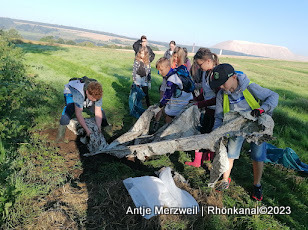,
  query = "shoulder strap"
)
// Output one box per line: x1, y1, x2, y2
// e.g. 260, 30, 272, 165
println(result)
223, 82, 260, 114
243, 82, 260, 110
223, 94, 230, 114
